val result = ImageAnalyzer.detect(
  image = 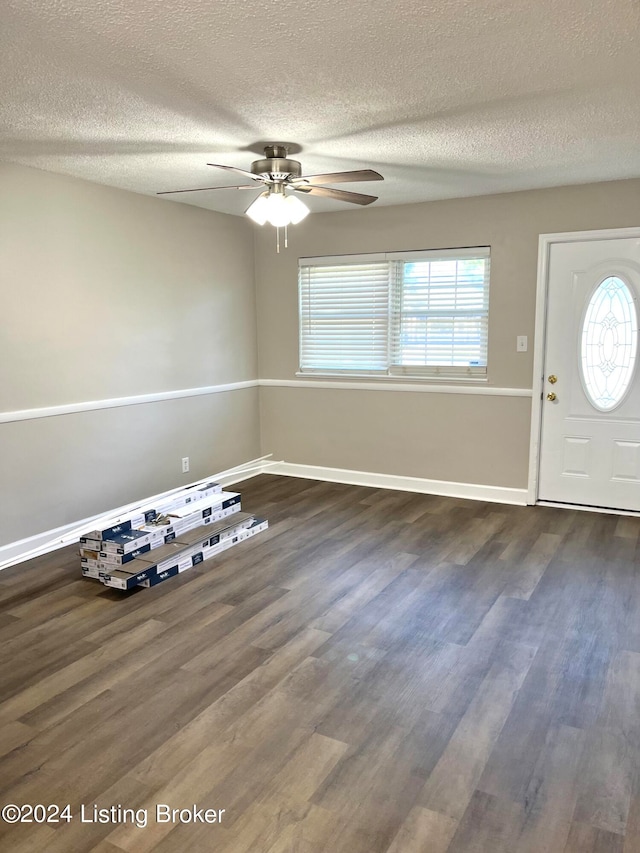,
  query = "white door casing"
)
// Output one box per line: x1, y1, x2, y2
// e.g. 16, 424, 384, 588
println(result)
532, 229, 640, 512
